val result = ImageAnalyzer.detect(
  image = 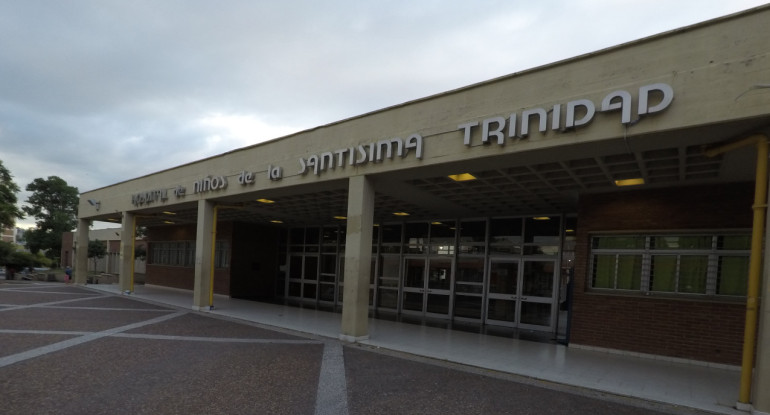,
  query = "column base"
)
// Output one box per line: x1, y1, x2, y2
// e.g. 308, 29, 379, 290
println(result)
736, 402, 753, 413
339, 334, 369, 343
192, 305, 213, 312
